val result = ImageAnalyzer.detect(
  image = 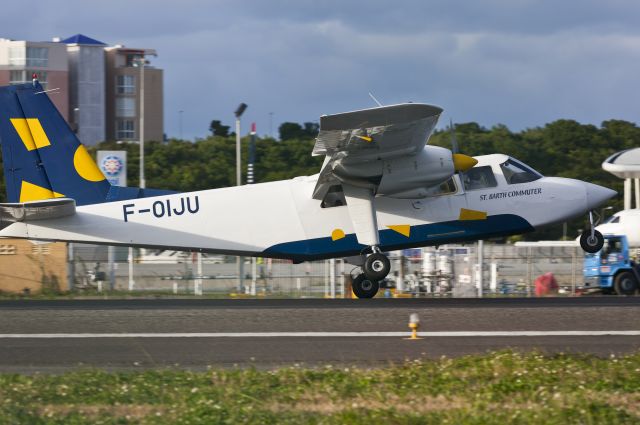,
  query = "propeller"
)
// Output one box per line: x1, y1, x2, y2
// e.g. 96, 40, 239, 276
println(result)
449, 119, 477, 172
